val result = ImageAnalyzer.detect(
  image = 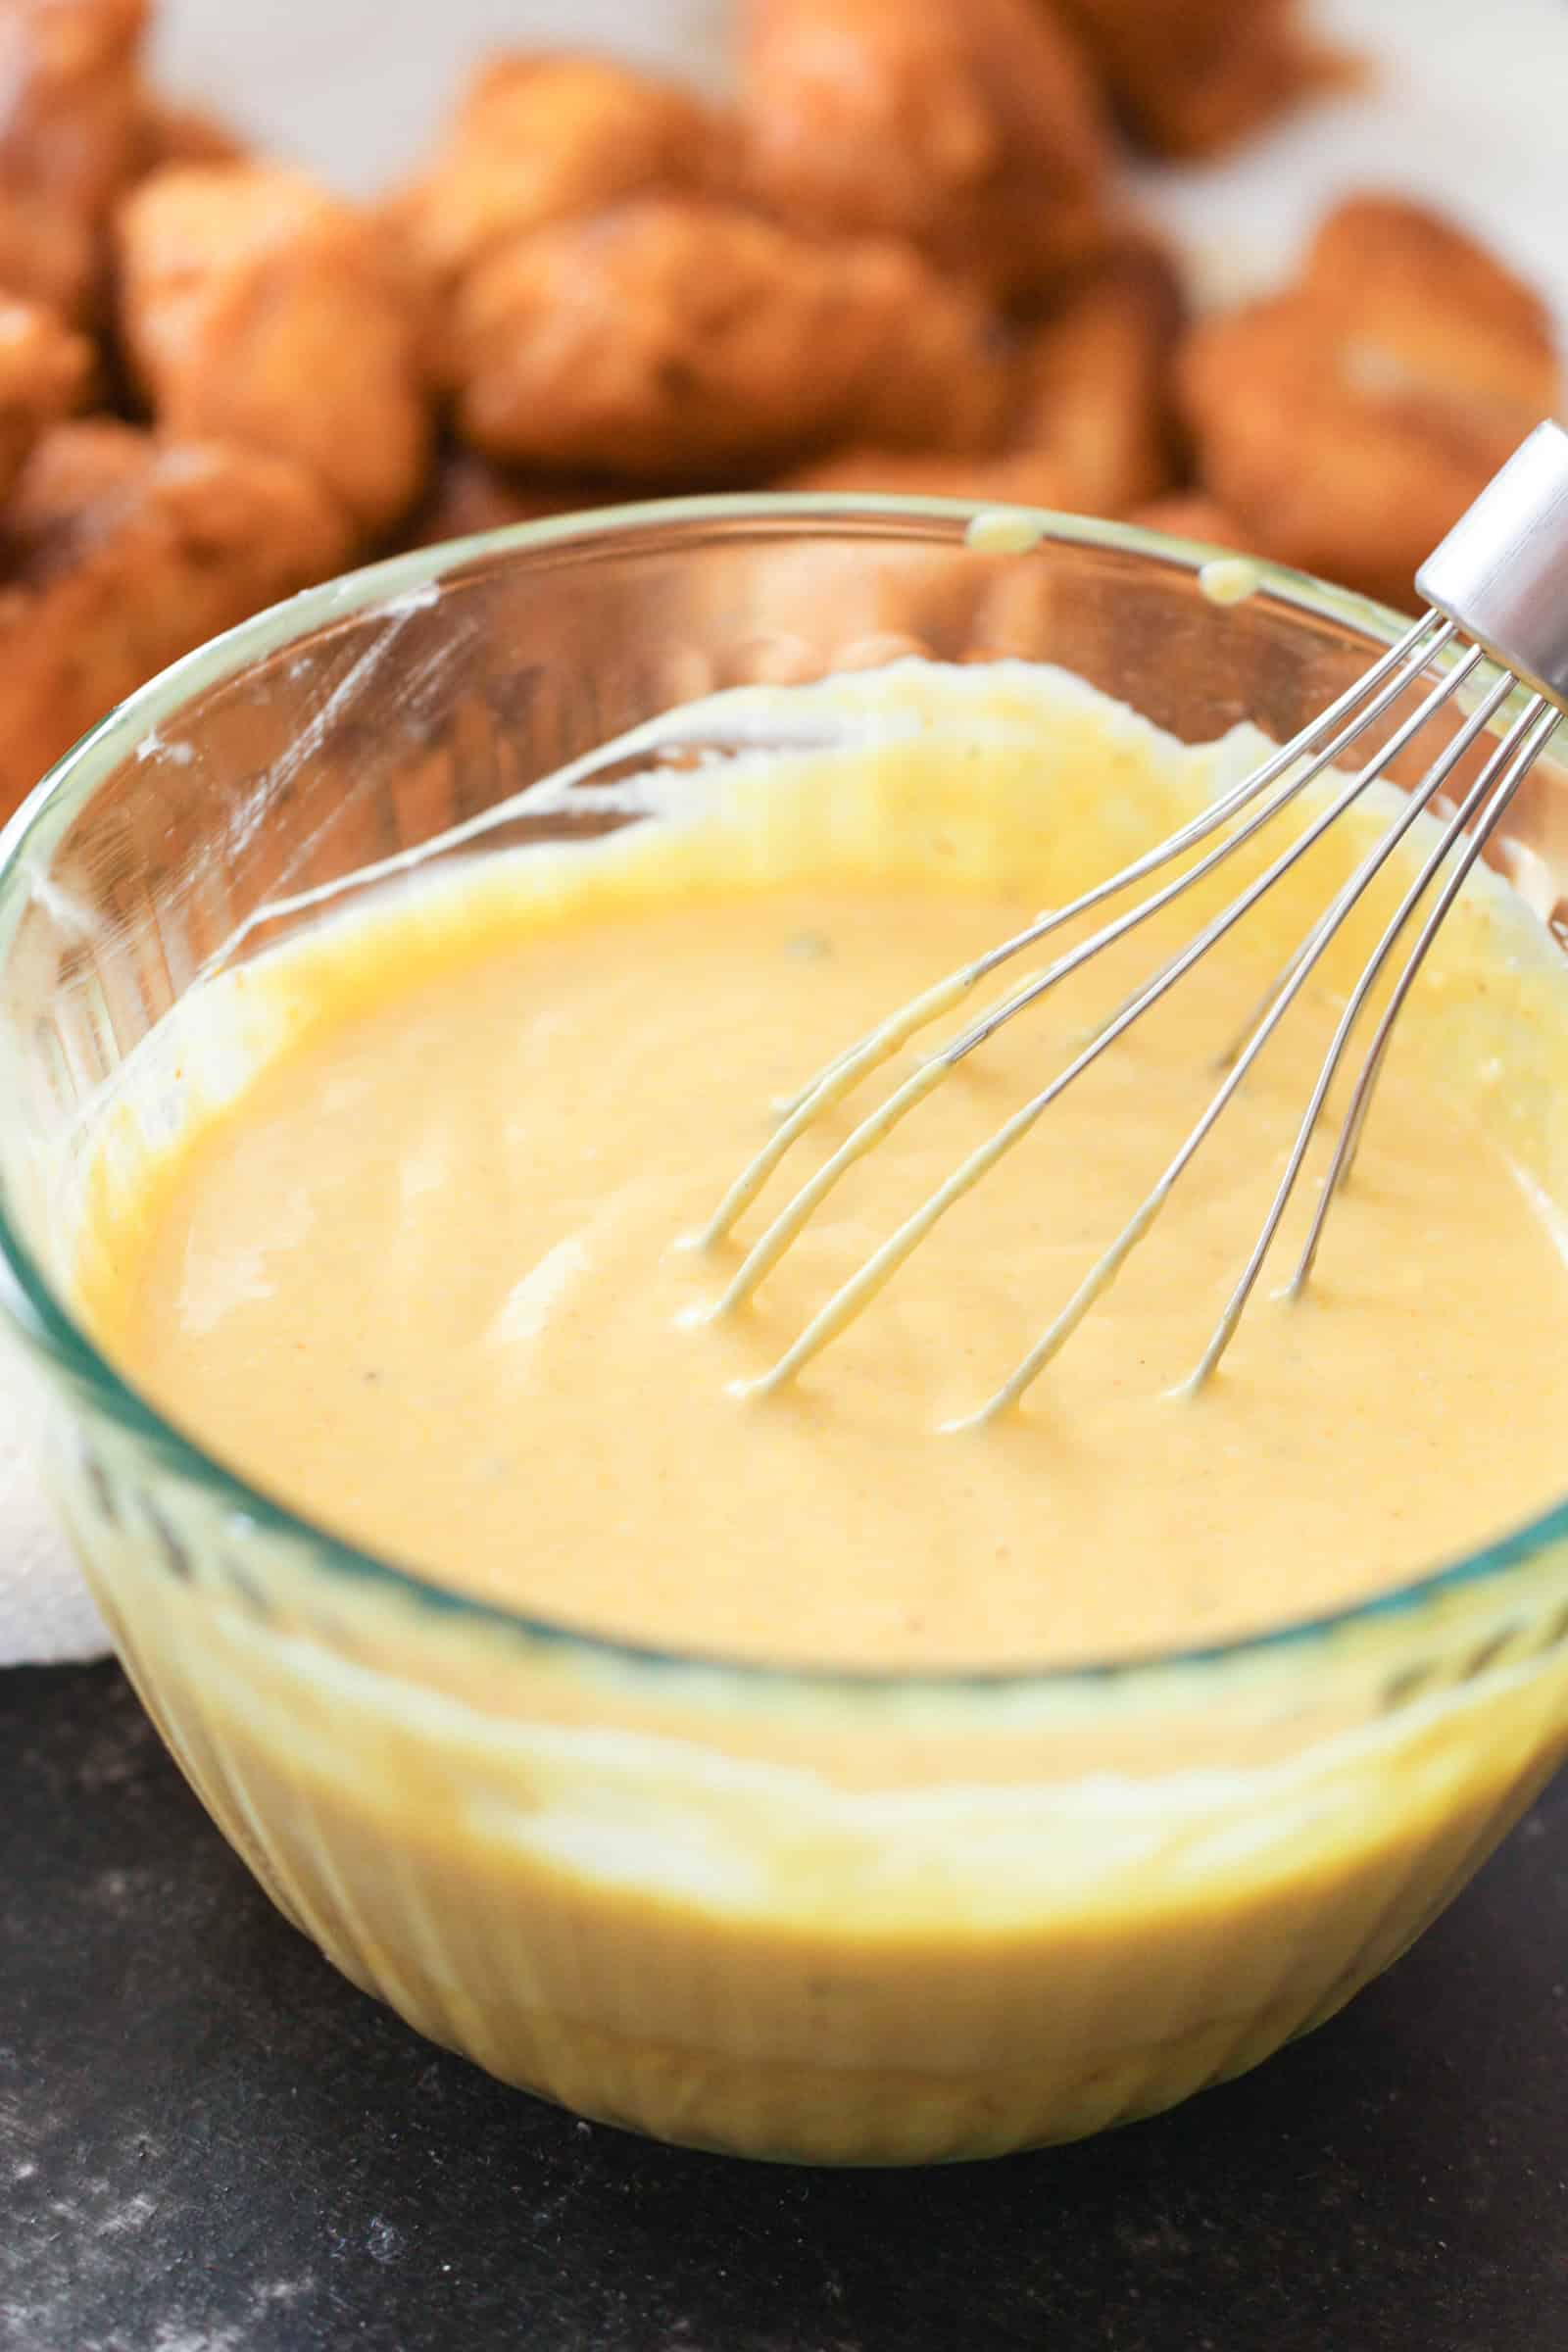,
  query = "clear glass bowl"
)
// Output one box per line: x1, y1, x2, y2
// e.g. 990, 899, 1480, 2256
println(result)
4, 498, 1568, 2168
